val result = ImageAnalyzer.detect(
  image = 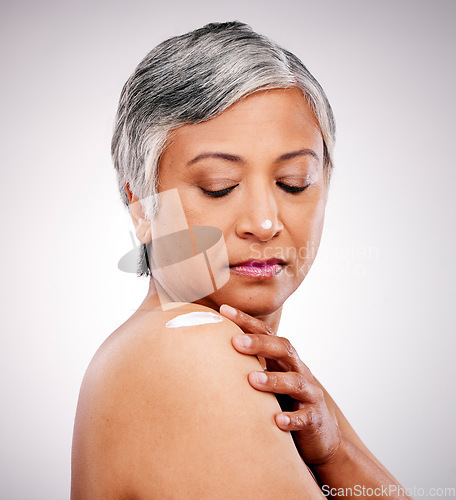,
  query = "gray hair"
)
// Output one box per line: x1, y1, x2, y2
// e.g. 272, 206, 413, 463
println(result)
111, 21, 336, 276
